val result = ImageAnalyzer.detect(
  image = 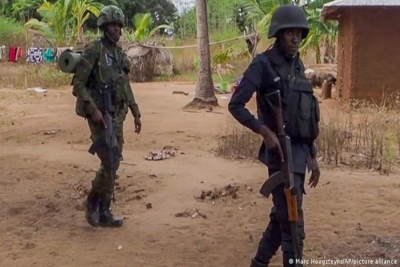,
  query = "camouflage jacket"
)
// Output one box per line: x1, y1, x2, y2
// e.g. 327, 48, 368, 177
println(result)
72, 38, 140, 121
